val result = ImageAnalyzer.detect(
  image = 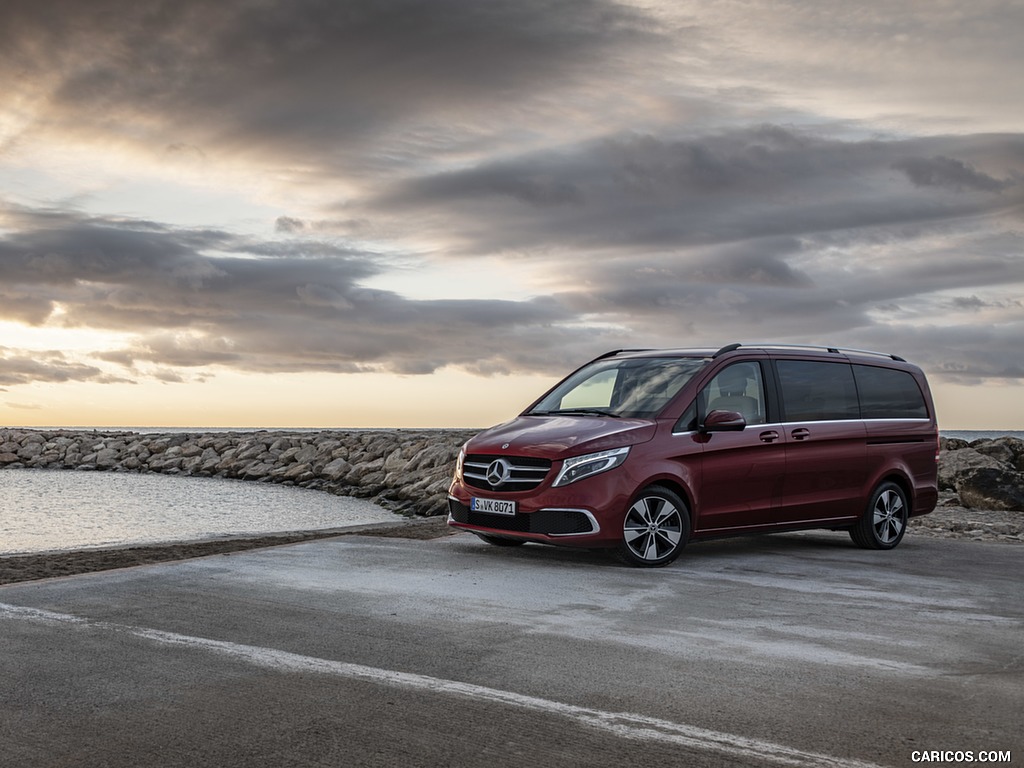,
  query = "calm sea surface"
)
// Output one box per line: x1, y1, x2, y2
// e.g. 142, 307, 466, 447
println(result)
0, 470, 401, 556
